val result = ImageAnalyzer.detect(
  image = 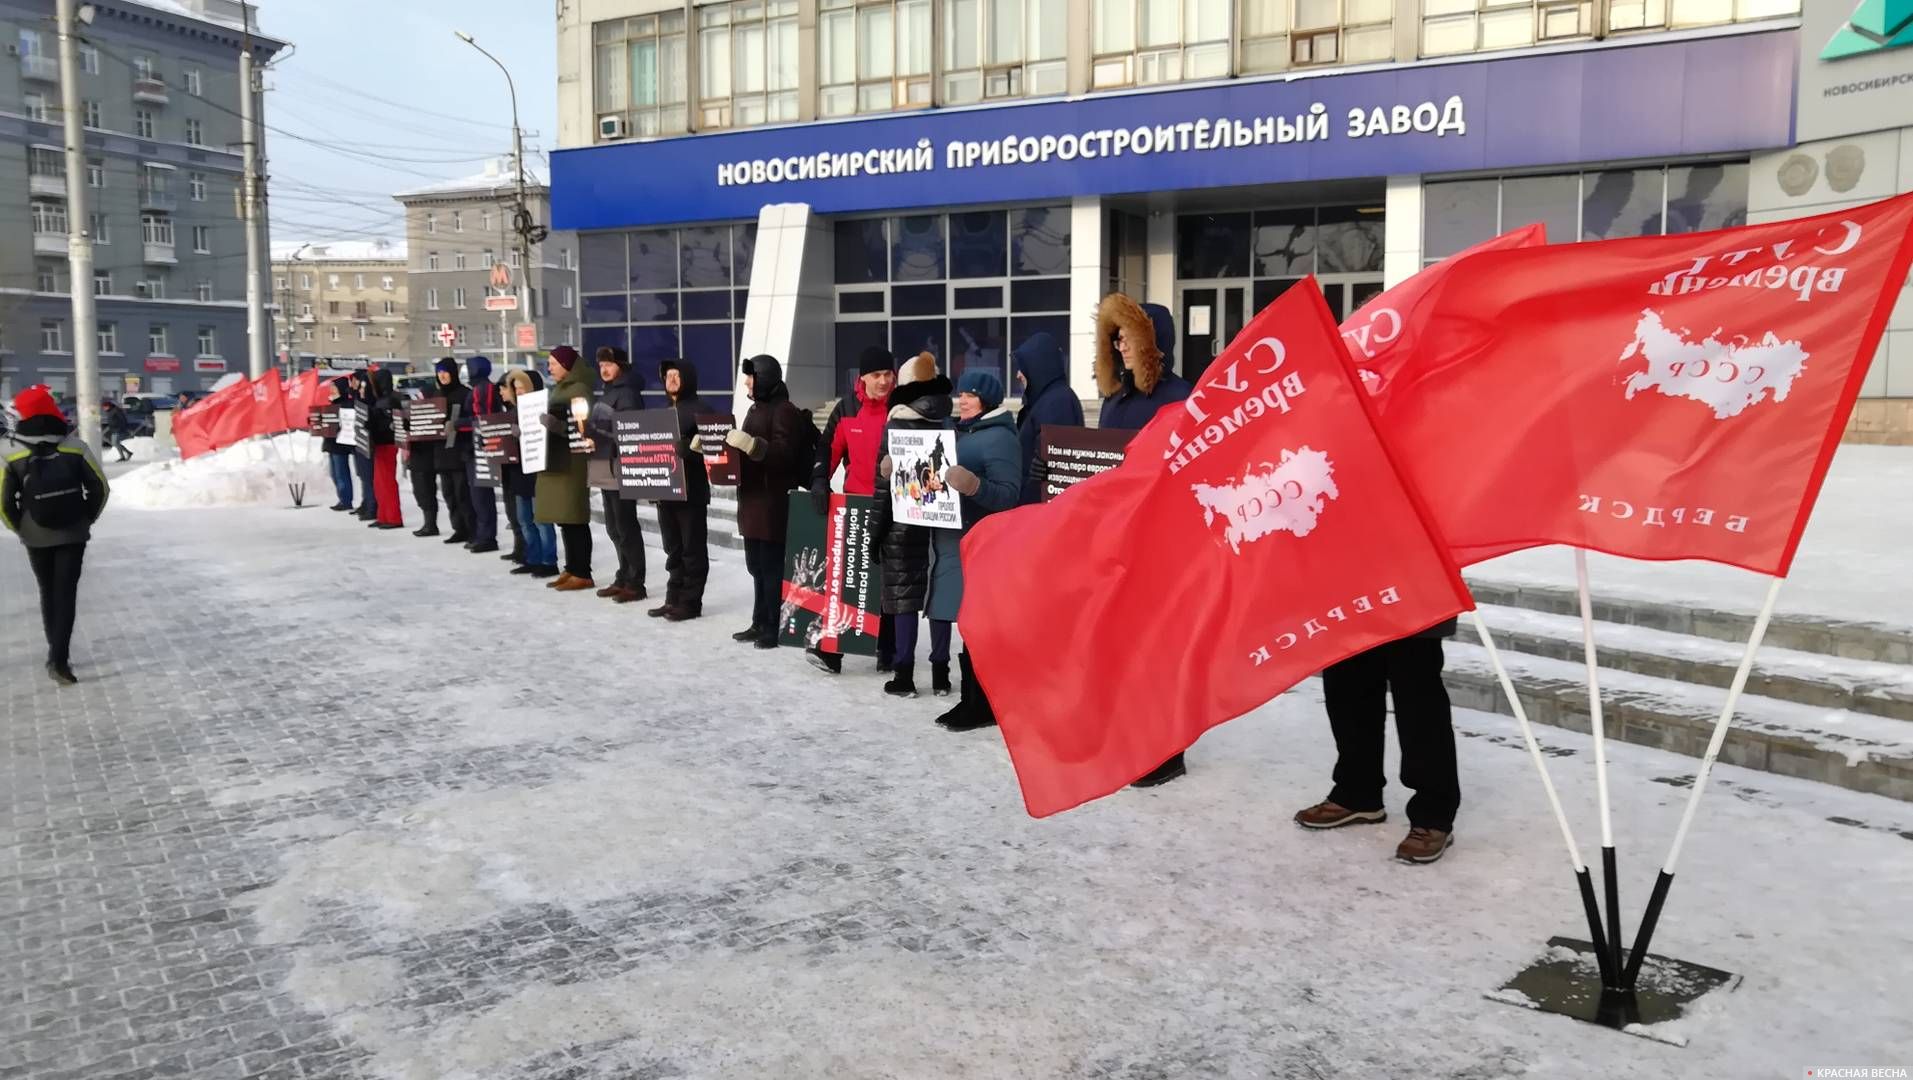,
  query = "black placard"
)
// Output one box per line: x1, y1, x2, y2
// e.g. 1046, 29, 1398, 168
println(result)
405, 399, 449, 444
1037, 425, 1134, 501
473, 413, 519, 488
308, 406, 339, 438
614, 409, 687, 501
352, 402, 371, 457
697, 412, 738, 485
